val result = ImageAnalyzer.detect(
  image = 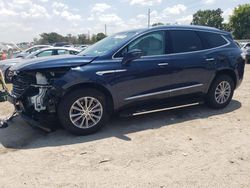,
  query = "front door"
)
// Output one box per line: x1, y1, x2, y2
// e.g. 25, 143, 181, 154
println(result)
113, 31, 173, 107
